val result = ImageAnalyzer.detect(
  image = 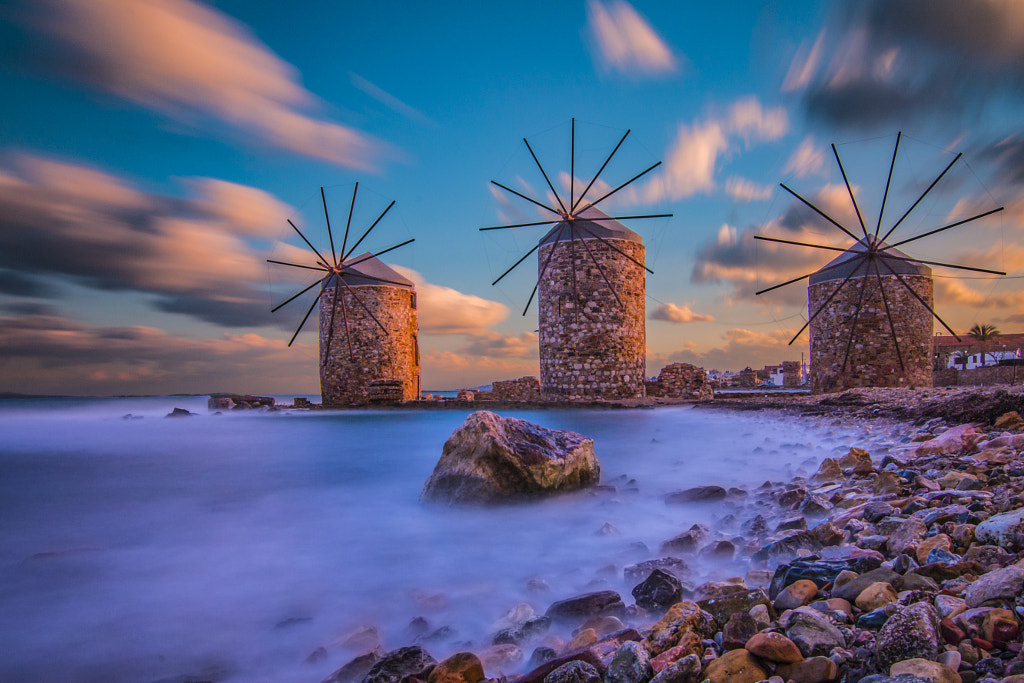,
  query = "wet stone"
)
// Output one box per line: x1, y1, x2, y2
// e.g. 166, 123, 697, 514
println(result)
543, 660, 602, 683
631, 569, 682, 612
546, 591, 625, 623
